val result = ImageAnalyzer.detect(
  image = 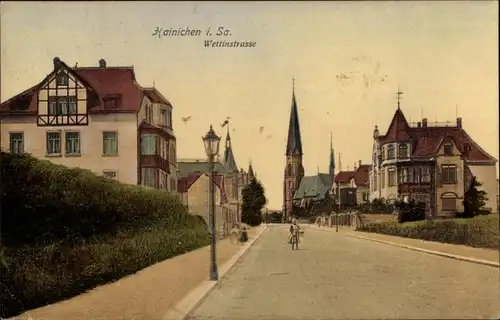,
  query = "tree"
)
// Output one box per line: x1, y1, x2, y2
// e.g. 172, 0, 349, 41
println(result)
241, 178, 267, 226
461, 177, 488, 218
